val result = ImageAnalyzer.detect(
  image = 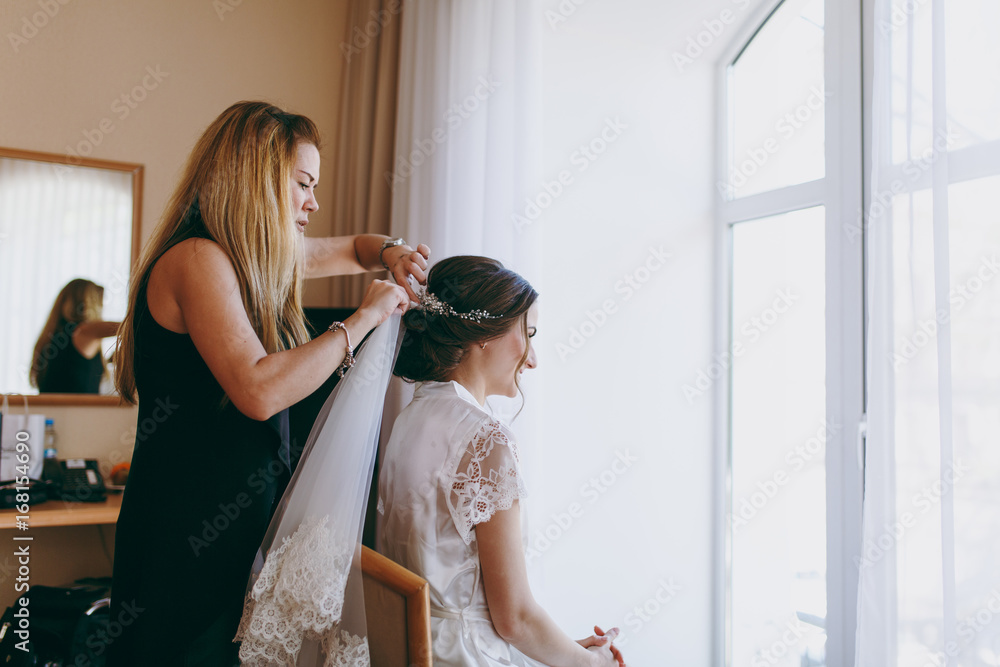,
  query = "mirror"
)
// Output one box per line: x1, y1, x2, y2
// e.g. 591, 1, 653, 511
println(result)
0, 147, 142, 406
